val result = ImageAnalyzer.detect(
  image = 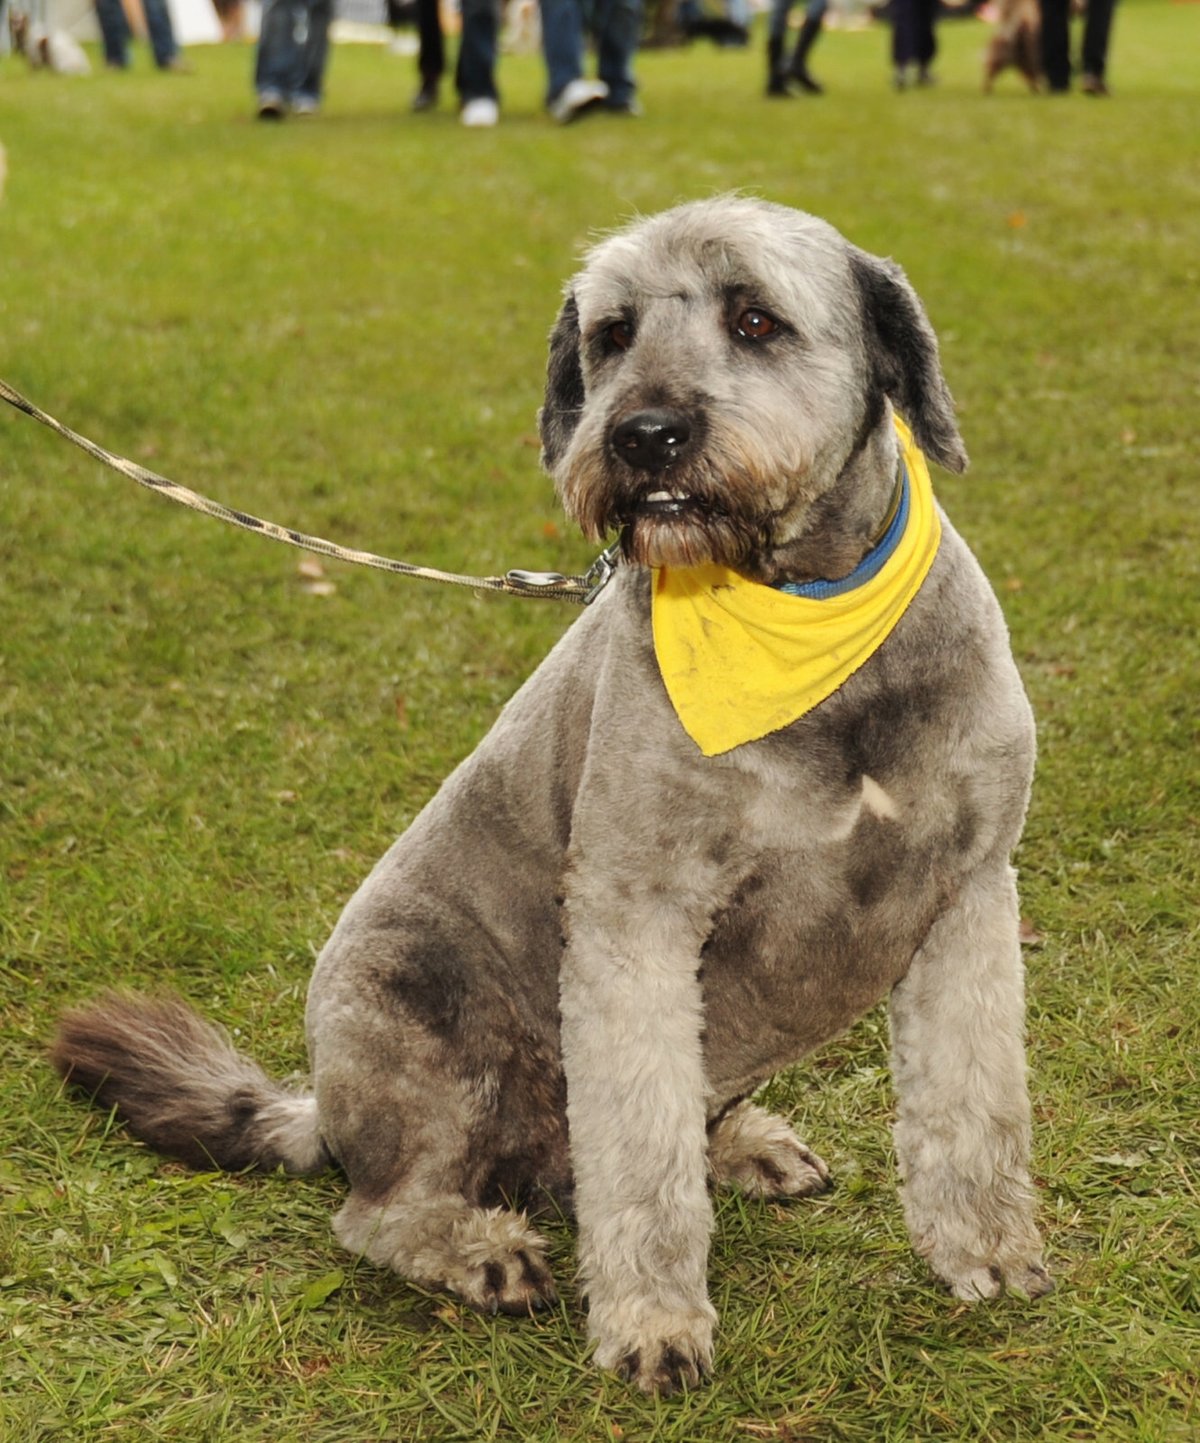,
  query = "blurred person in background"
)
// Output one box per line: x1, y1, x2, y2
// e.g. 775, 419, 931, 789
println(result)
1039, 0, 1117, 93
255, 0, 331, 116
766, 0, 827, 95
94, 0, 190, 70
